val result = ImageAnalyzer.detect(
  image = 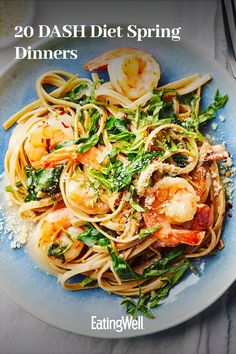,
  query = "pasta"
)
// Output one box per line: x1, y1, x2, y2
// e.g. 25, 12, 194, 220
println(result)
3, 48, 229, 317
